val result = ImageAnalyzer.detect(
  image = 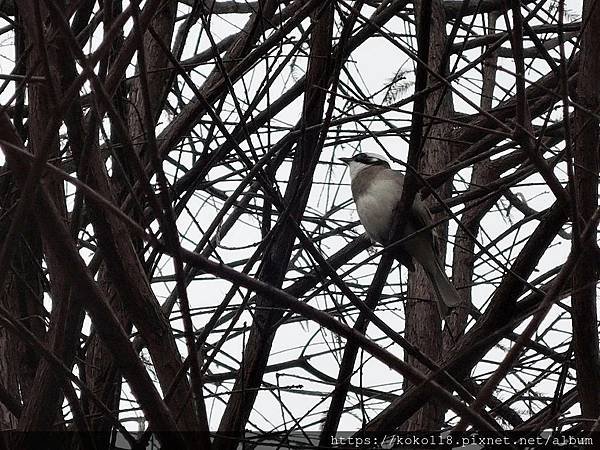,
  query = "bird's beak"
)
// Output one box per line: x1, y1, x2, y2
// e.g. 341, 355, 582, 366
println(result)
339, 157, 352, 164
